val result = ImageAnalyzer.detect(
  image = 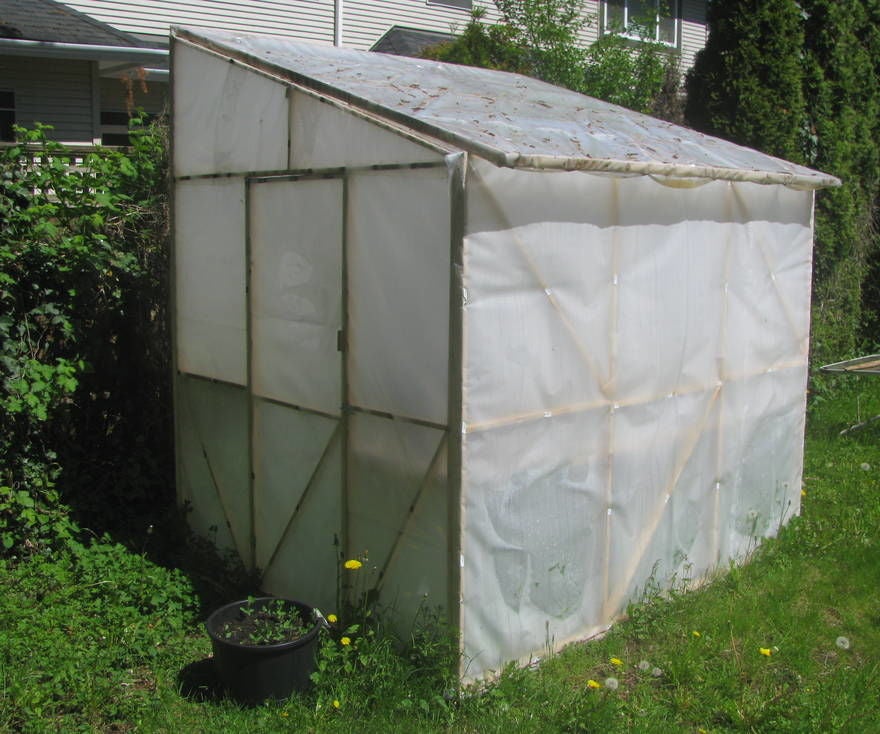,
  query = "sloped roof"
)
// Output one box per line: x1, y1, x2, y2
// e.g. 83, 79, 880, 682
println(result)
173, 27, 839, 189
0, 0, 143, 47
